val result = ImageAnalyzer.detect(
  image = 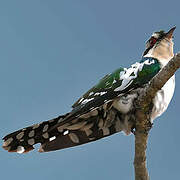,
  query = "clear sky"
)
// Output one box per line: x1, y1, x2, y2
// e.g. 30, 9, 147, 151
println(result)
1, 1, 180, 179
